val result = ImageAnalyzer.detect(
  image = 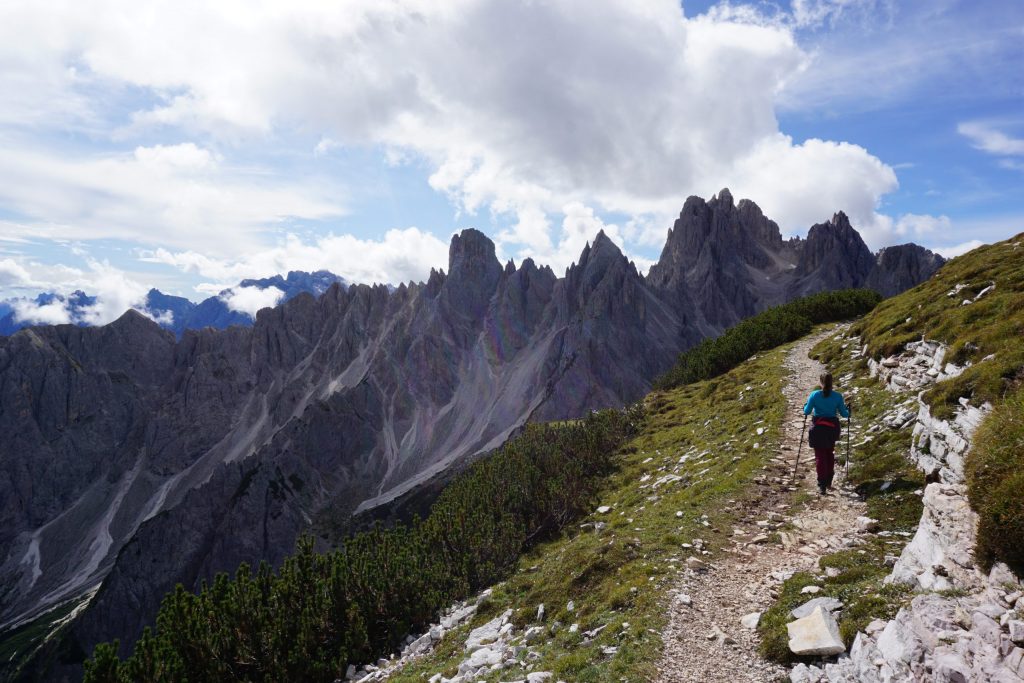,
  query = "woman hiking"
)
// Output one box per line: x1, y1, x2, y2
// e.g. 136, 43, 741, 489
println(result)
803, 372, 852, 495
